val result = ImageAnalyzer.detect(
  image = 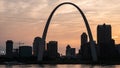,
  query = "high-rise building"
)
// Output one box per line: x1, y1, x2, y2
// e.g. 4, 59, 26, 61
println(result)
66, 45, 71, 57
70, 48, 75, 57
33, 37, 45, 61
33, 37, 42, 57
81, 32, 88, 45
80, 32, 88, 55
79, 33, 91, 59
97, 24, 117, 59
47, 41, 59, 59
97, 23, 111, 44
6, 40, 13, 57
